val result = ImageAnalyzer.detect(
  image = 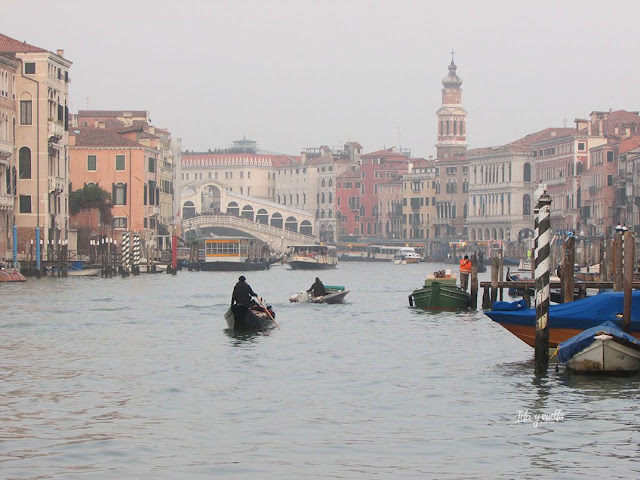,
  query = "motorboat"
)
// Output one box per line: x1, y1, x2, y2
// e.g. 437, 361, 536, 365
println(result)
289, 285, 350, 304
409, 270, 470, 311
